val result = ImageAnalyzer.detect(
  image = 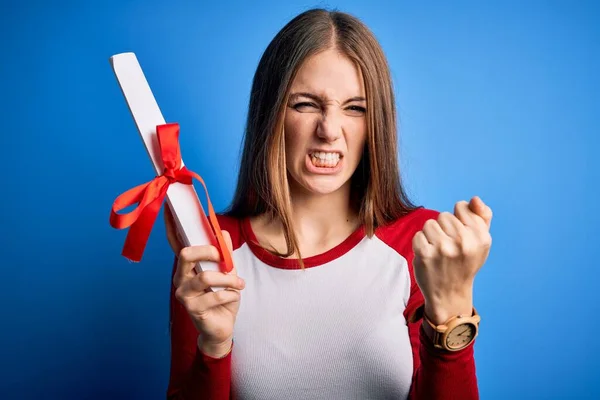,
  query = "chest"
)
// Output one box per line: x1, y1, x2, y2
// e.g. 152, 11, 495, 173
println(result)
230, 239, 416, 400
